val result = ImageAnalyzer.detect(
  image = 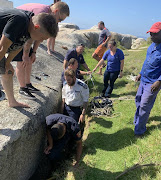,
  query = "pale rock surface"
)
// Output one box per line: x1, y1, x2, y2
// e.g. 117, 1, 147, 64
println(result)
0, 0, 13, 8
56, 23, 138, 49
0, 42, 67, 180
58, 23, 80, 30
131, 38, 146, 49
